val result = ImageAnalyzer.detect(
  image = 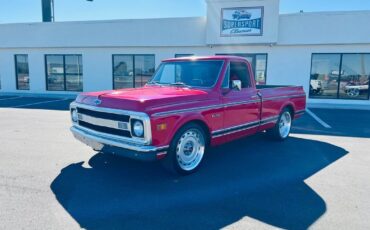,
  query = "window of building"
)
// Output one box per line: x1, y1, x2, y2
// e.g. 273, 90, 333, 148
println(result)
216, 53, 268, 85
45, 55, 83, 91
310, 53, 370, 100
175, 54, 194, 58
113, 55, 155, 89
15, 54, 30, 90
